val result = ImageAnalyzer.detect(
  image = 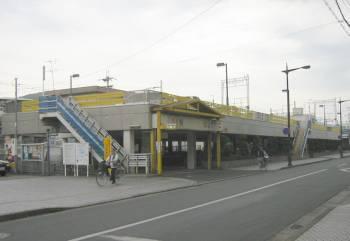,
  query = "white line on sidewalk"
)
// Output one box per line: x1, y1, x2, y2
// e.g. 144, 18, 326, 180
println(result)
69, 169, 328, 241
